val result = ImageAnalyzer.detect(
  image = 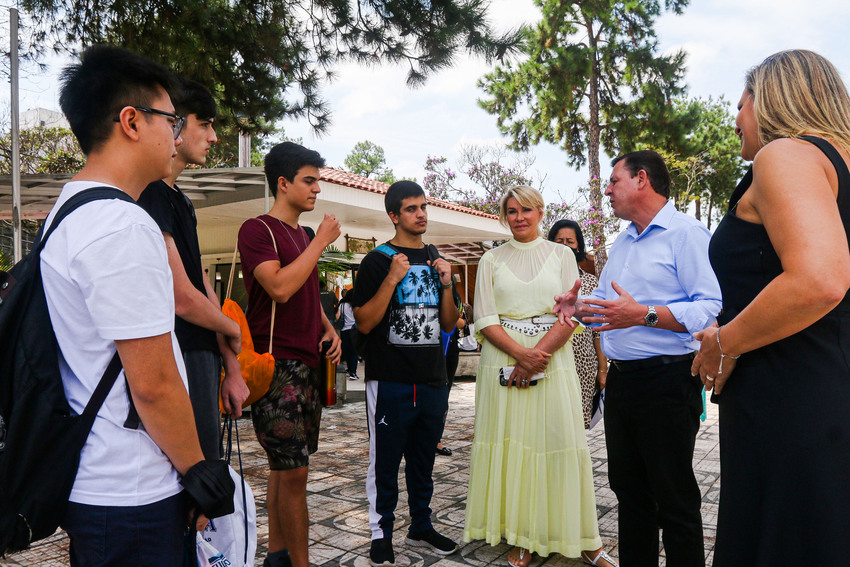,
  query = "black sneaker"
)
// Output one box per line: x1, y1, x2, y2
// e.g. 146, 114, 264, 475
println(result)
405, 529, 458, 555
370, 537, 395, 567
262, 549, 292, 567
